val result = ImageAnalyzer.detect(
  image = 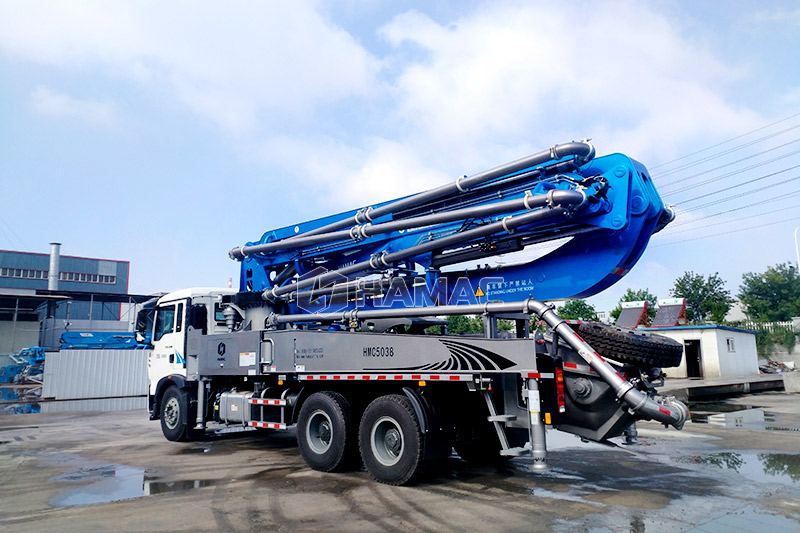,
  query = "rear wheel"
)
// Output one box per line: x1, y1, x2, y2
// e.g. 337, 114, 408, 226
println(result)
160, 385, 195, 442
296, 391, 357, 472
359, 394, 424, 485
